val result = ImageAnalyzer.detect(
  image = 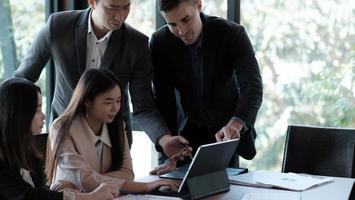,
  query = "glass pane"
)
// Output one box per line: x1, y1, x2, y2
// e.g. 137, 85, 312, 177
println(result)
10, 0, 44, 63
0, 49, 3, 82
0, 0, 46, 129
125, 0, 157, 177
240, 0, 355, 171
126, 0, 155, 37
203, 0, 227, 18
